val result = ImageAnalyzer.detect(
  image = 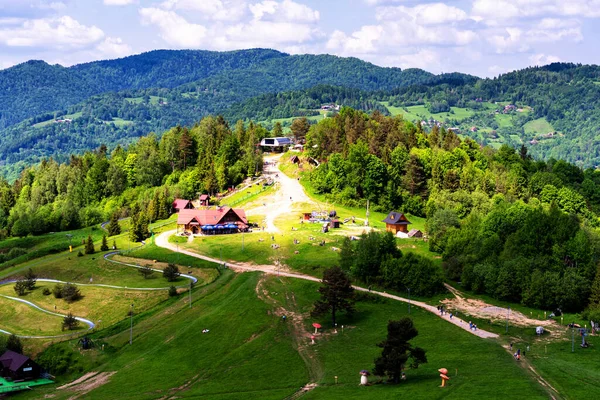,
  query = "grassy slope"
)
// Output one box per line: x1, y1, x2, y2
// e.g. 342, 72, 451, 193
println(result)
0, 296, 66, 336
45, 272, 309, 400
22, 274, 550, 400
524, 117, 554, 135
